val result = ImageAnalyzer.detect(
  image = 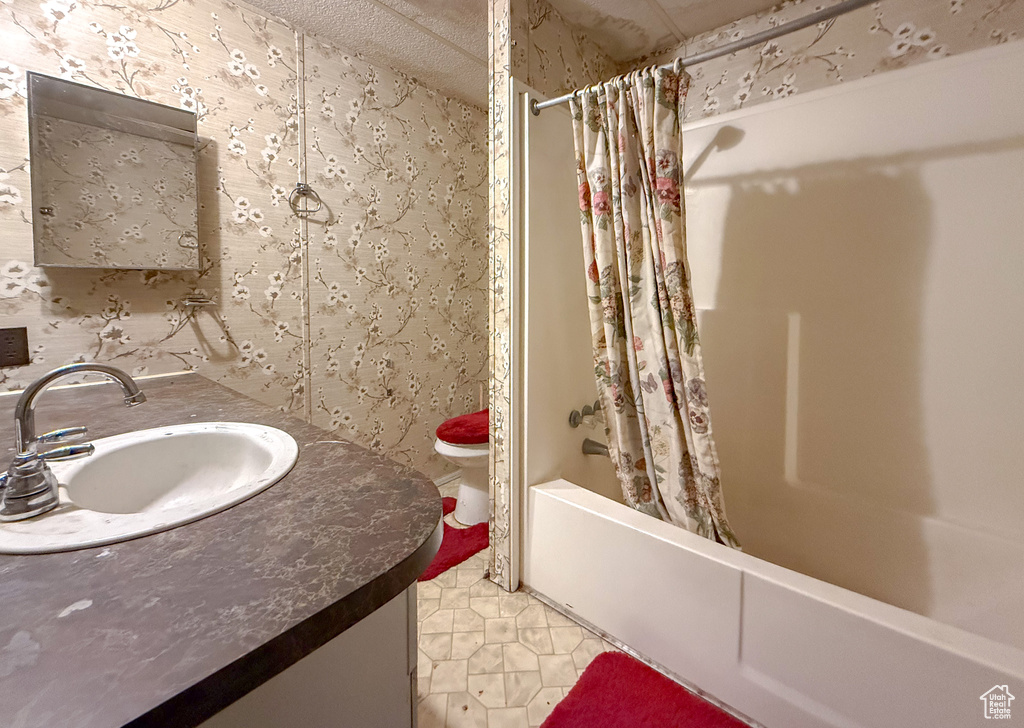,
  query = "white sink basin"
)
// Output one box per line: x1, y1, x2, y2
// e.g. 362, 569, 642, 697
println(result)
0, 422, 298, 554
